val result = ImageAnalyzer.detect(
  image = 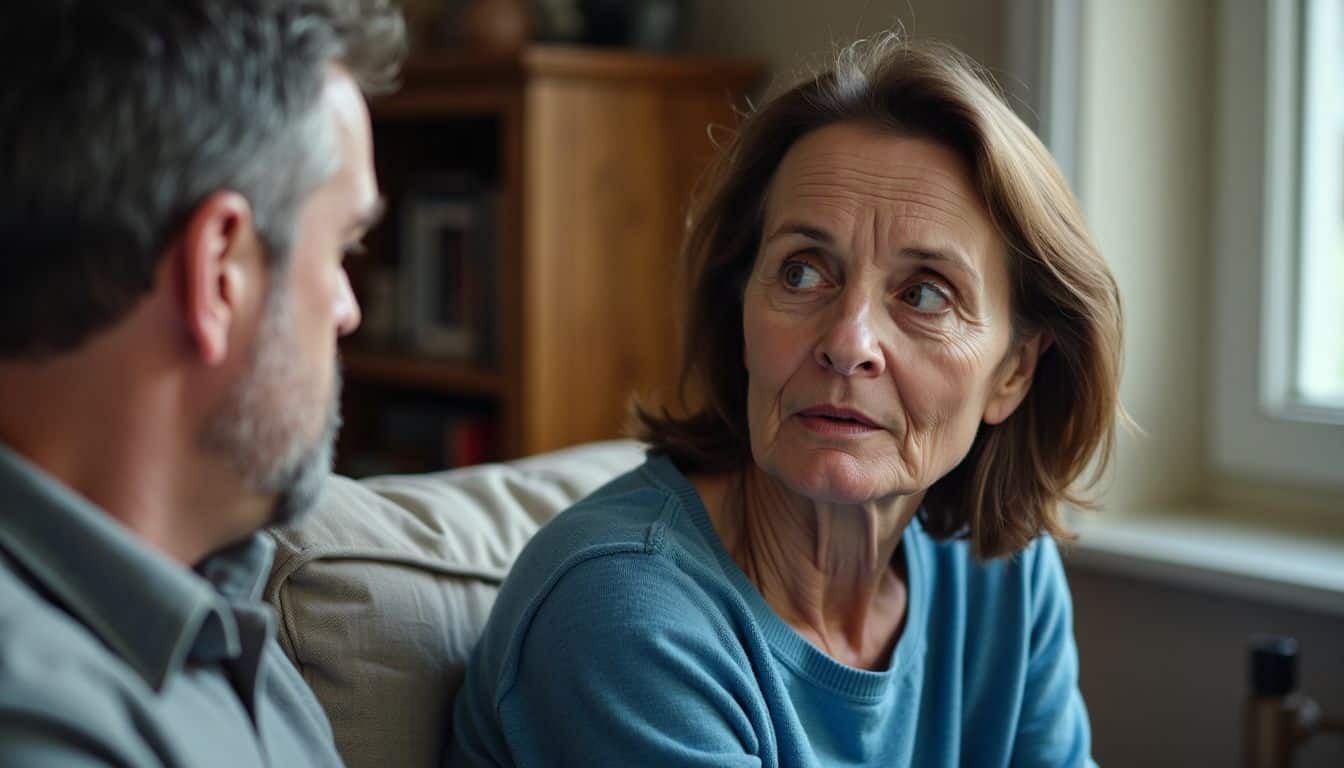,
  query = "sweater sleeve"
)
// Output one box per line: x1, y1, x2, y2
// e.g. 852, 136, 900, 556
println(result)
493, 552, 769, 768
1011, 538, 1098, 768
